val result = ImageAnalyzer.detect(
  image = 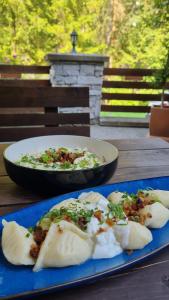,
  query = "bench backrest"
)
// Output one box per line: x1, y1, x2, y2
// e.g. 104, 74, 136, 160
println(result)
0, 65, 90, 141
